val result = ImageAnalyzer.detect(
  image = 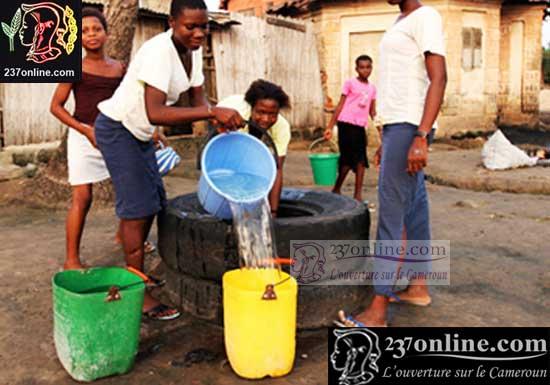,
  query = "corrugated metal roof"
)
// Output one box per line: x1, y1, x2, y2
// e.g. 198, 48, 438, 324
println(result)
264, 0, 548, 15
139, 0, 170, 15
83, 1, 240, 26
83, 0, 170, 15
